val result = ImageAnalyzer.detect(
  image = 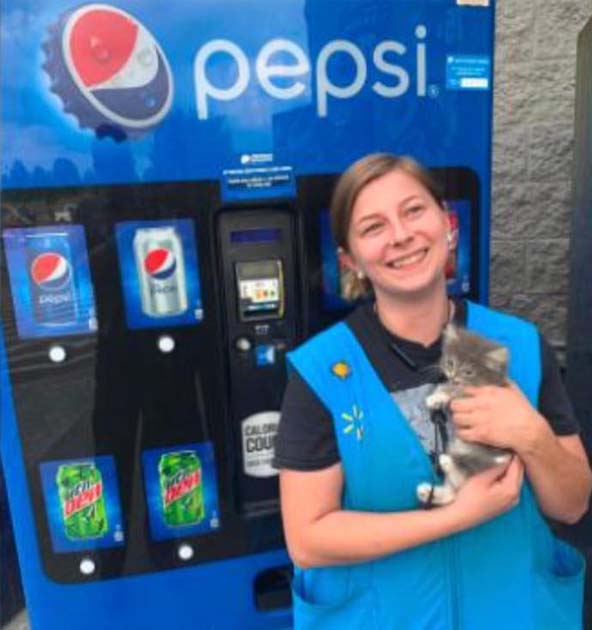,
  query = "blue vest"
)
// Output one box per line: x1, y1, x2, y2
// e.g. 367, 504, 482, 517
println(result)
287, 302, 585, 630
